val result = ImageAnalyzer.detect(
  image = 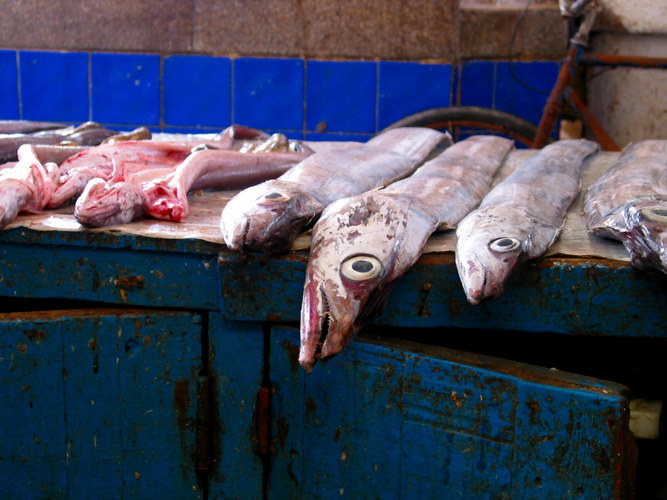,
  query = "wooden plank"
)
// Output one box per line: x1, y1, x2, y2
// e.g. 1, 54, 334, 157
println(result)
268, 327, 634, 499
219, 251, 667, 337
0, 309, 203, 499
0, 313, 68, 499
0, 242, 221, 310
207, 316, 265, 499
